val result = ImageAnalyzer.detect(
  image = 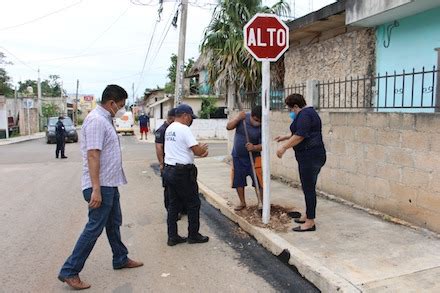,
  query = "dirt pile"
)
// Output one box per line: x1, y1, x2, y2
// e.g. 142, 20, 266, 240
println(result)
236, 205, 294, 233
